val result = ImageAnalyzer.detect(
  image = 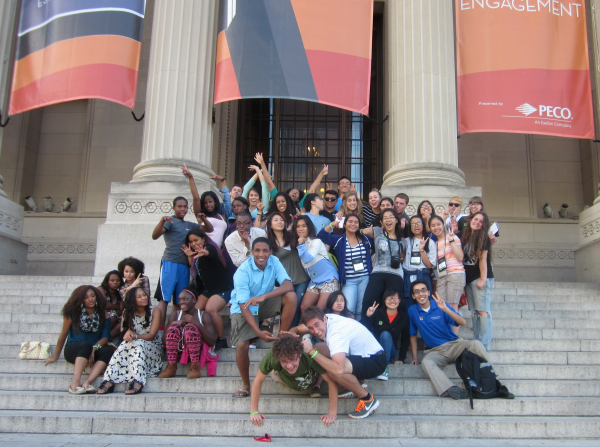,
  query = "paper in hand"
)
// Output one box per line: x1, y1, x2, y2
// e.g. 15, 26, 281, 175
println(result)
489, 221, 499, 237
